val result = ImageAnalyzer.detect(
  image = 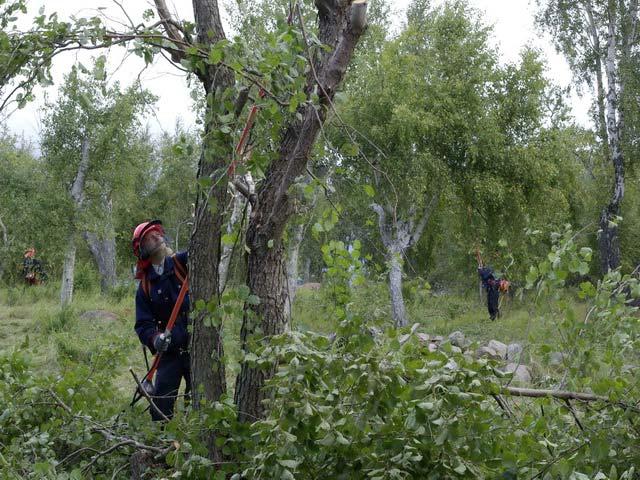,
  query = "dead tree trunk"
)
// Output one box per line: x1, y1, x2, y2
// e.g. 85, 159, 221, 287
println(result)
83, 195, 117, 294
61, 136, 90, 307
234, 0, 369, 423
